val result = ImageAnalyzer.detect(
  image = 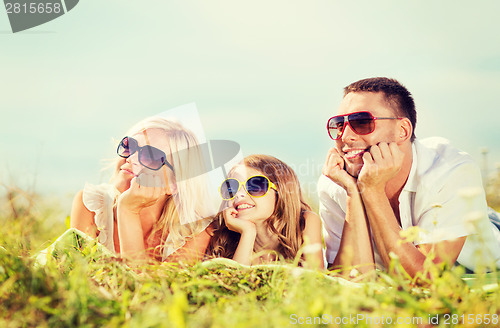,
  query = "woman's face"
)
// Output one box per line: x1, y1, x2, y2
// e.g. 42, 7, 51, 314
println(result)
227, 165, 276, 224
113, 128, 176, 194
